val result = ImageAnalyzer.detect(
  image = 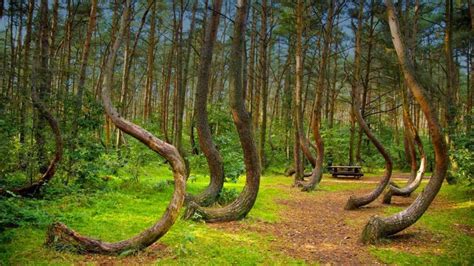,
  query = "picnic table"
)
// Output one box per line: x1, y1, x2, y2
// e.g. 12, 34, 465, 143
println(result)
328, 165, 363, 179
